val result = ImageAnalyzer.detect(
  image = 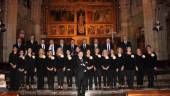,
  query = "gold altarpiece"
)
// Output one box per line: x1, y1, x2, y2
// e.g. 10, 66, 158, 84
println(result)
45, 0, 116, 45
